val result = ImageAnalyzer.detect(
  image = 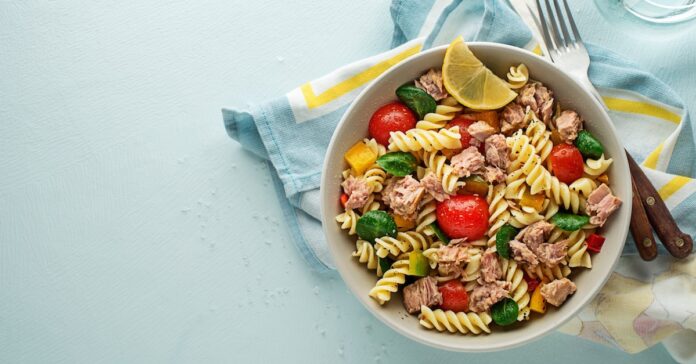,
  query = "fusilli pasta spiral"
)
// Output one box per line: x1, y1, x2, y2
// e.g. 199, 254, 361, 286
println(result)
487, 183, 511, 247
524, 118, 553, 163
416, 103, 463, 130
369, 258, 409, 304
375, 231, 431, 258
353, 240, 378, 272
416, 195, 437, 234
388, 126, 462, 152
546, 174, 583, 214
584, 154, 613, 177
419, 306, 493, 335
569, 177, 597, 198
506, 63, 529, 89
419, 150, 463, 194
525, 263, 571, 282
564, 229, 593, 268
501, 258, 531, 321
335, 209, 359, 235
